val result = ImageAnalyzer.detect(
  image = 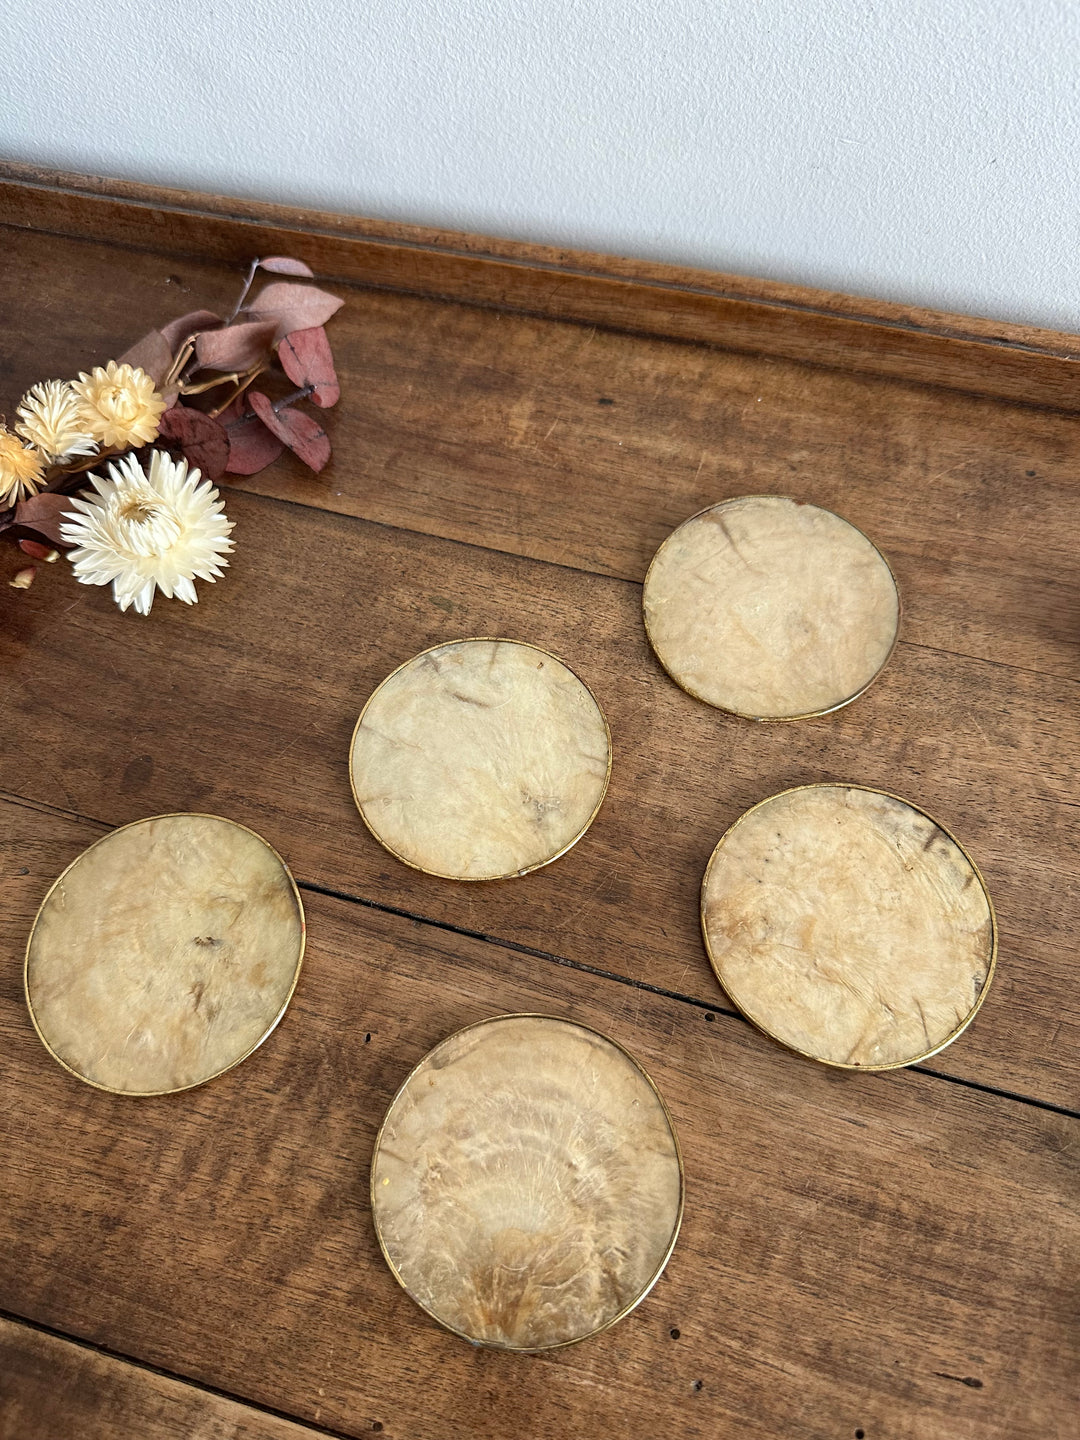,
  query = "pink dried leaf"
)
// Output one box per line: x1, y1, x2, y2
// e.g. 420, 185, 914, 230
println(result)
220, 397, 286, 476
278, 326, 340, 407
159, 309, 224, 352
158, 405, 229, 481
194, 319, 278, 372
18, 538, 59, 562
118, 329, 174, 387
259, 256, 315, 277
12, 493, 74, 545
246, 282, 343, 342
248, 391, 331, 472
